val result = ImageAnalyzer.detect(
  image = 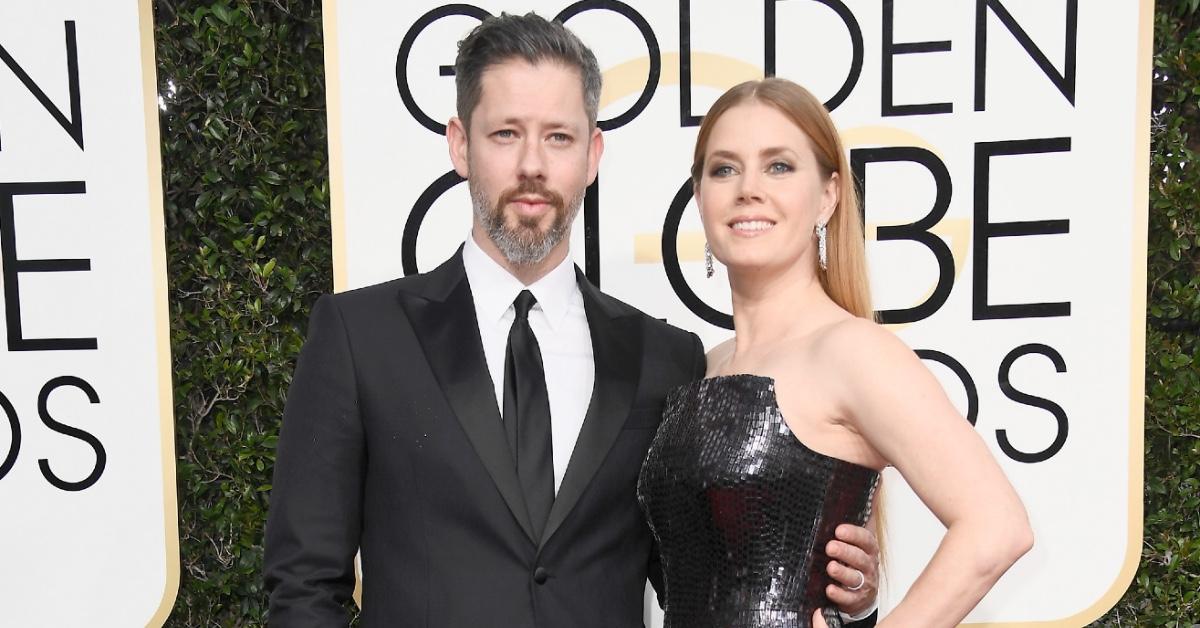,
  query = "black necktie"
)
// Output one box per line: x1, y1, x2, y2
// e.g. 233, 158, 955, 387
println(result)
502, 290, 554, 540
